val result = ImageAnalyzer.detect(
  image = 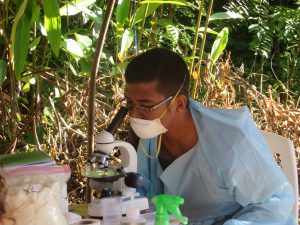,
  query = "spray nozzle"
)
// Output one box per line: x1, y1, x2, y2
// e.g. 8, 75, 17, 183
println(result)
151, 194, 187, 225
125, 193, 141, 220
120, 193, 146, 224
